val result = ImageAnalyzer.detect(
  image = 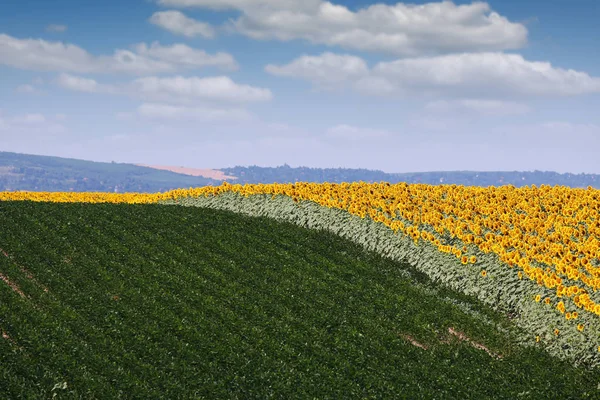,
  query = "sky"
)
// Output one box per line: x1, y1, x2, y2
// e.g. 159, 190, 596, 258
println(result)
1, 0, 599, 174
